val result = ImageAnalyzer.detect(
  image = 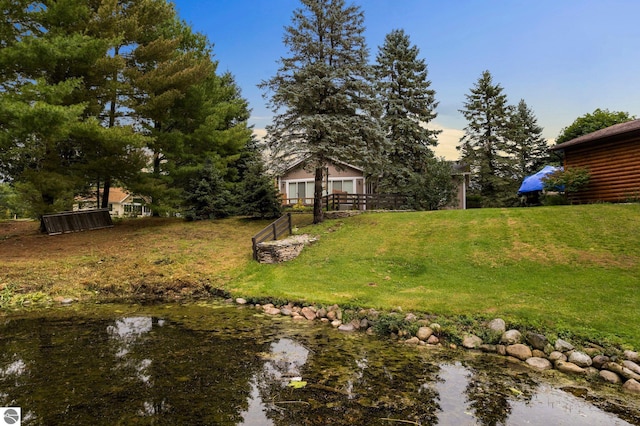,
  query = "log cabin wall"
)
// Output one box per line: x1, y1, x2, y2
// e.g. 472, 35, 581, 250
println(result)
559, 131, 640, 203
